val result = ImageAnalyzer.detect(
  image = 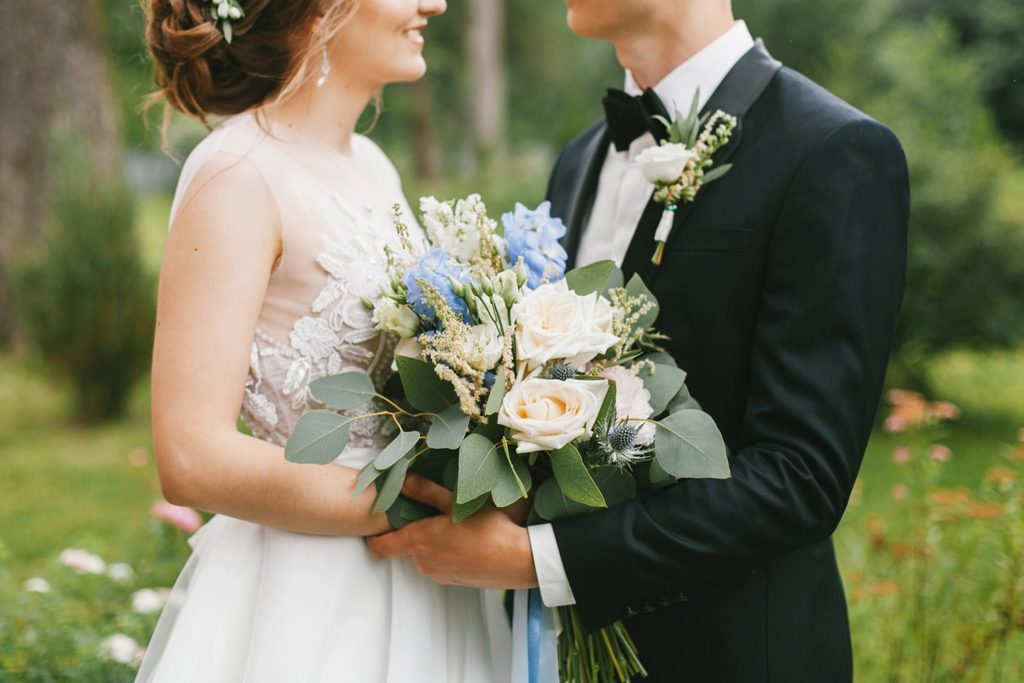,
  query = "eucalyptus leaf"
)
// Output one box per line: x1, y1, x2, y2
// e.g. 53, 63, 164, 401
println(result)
665, 382, 700, 414
492, 449, 532, 507
640, 351, 677, 368
374, 430, 421, 469
284, 410, 351, 465
654, 409, 730, 480
353, 460, 384, 497
649, 458, 675, 485
427, 404, 470, 450
638, 363, 687, 415
550, 444, 606, 508
396, 356, 457, 412
455, 434, 505, 504
309, 371, 377, 410
484, 368, 507, 416
453, 493, 489, 523
625, 274, 659, 331
594, 380, 617, 430
564, 260, 623, 297
371, 454, 414, 514
533, 477, 596, 522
